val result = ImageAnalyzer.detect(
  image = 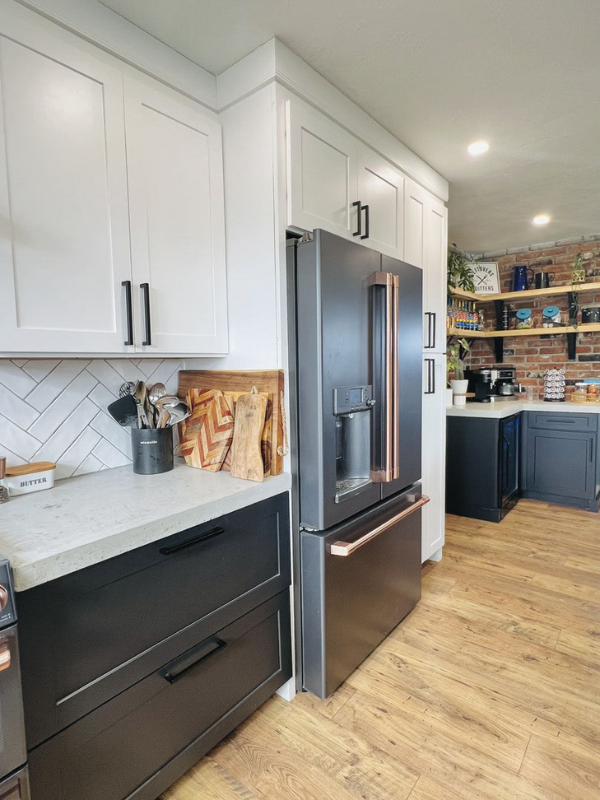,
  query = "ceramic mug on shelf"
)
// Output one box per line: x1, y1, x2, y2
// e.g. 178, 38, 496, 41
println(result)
534, 271, 555, 289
